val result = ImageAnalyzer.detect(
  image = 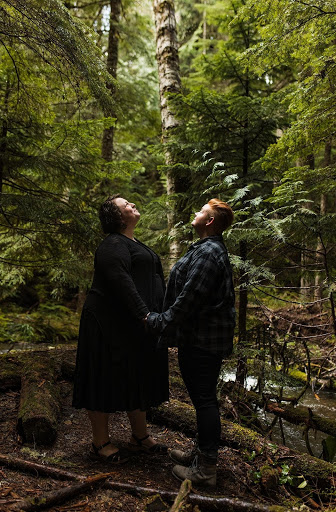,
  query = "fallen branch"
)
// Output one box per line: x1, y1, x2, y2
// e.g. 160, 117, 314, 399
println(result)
224, 382, 336, 437
0, 455, 288, 512
0, 454, 82, 480
169, 479, 192, 511
10, 473, 108, 511
104, 481, 286, 512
